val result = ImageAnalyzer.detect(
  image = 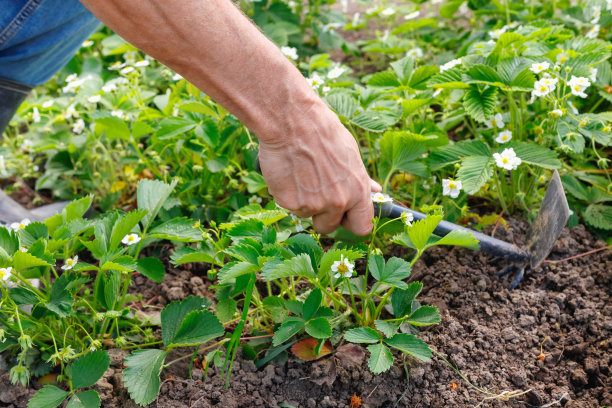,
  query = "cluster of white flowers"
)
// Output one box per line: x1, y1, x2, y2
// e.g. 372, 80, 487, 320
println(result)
280, 46, 298, 61
290, 214, 304, 232
442, 179, 462, 198
407, 47, 423, 58
440, 58, 462, 72
484, 113, 513, 143
531, 76, 558, 99
0, 267, 12, 282
493, 148, 522, 170
567, 76, 591, 98
62, 74, 91, 93
72, 119, 85, 134
332, 255, 354, 279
